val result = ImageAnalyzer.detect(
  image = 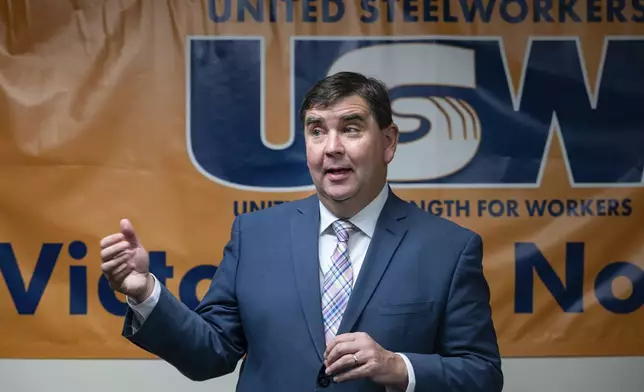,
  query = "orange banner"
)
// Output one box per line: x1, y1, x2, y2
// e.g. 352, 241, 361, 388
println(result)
0, 0, 642, 358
